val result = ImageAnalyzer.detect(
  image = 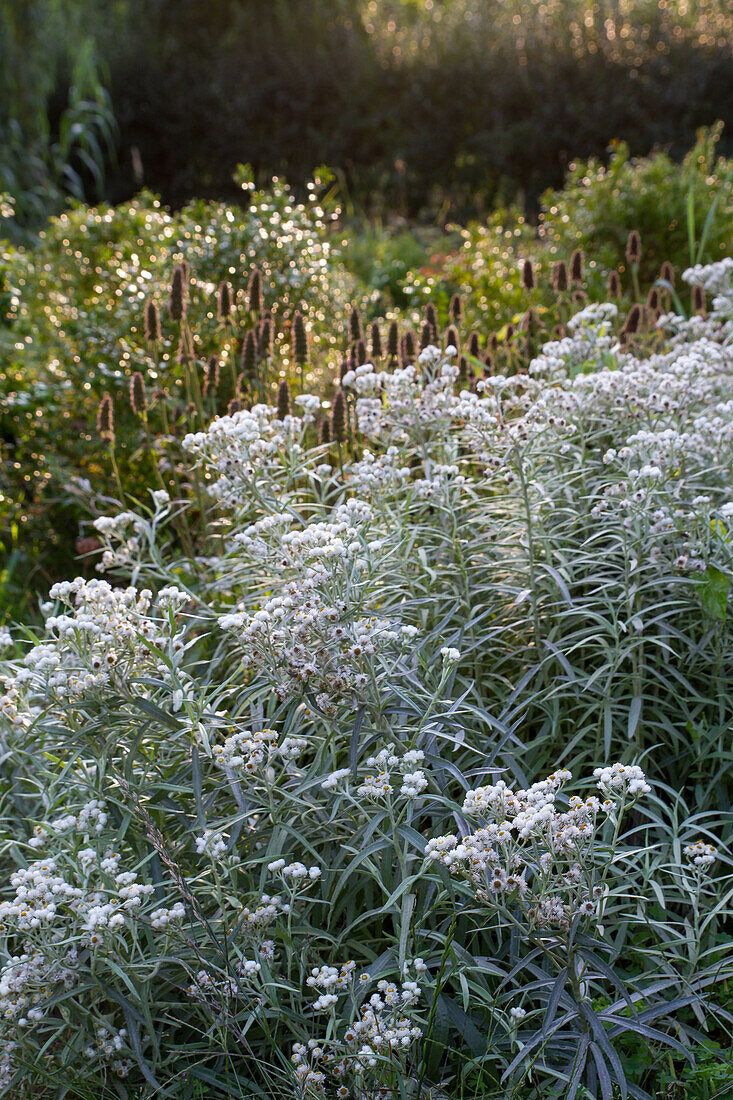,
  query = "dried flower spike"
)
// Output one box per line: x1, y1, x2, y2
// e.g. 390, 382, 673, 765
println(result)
97, 394, 115, 441
607, 270, 622, 299
129, 372, 147, 415
292, 311, 309, 366
241, 330, 258, 382
331, 389, 347, 444
247, 268, 263, 316
521, 259, 535, 291
217, 281, 233, 320
449, 293, 462, 323
168, 264, 187, 321
370, 321, 382, 359
349, 306, 362, 344
692, 284, 706, 315
144, 299, 161, 343
277, 380, 291, 420
570, 250, 584, 284
626, 230, 642, 265
659, 261, 675, 287
552, 261, 568, 293
387, 320, 399, 359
